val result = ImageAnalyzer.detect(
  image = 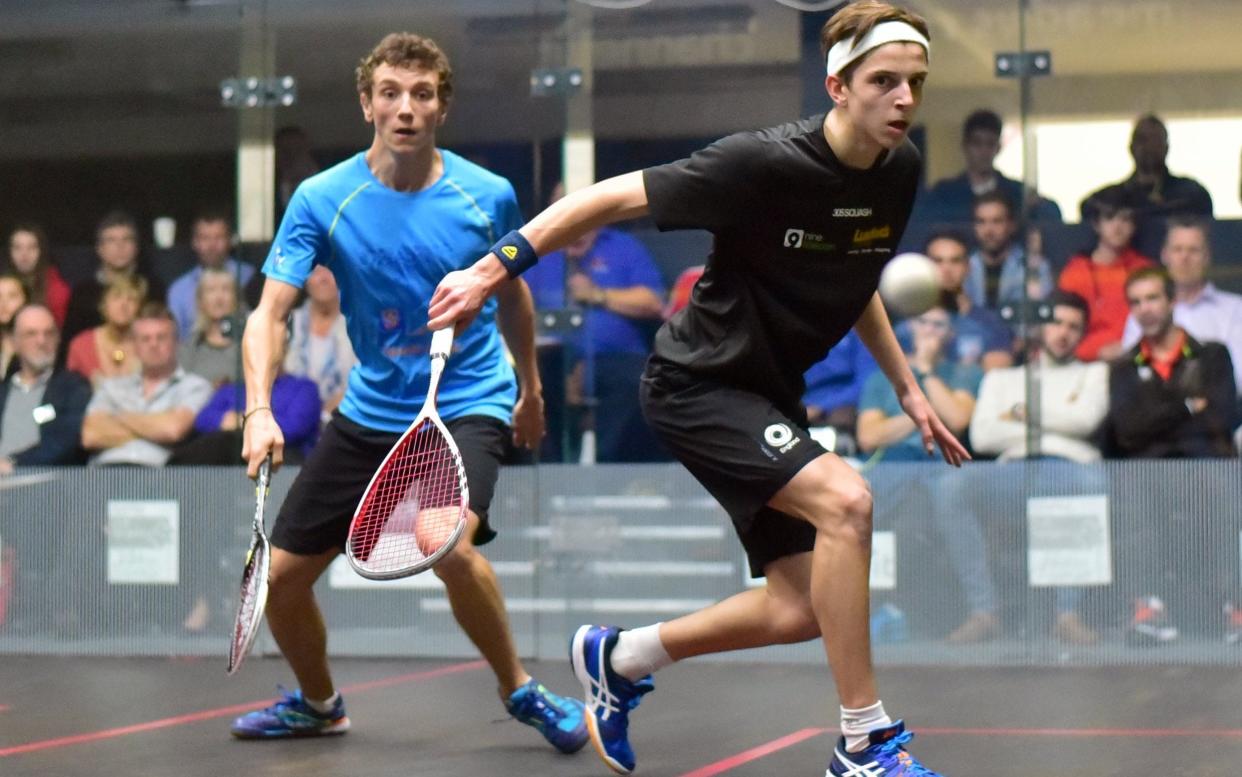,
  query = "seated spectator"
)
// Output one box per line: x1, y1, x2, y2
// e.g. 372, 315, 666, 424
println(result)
664, 264, 704, 320
284, 264, 355, 422
916, 109, 1061, 227
966, 191, 1053, 312
802, 330, 877, 457
524, 226, 667, 462
1102, 267, 1237, 645
857, 305, 981, 462
1058, 190, 1154, 361
937, 291, 1108, 645
919, 229, 1013, 370
0, 273, 29, 379
80, 303, 212, 467
178, 267, 244, 386
4, 224, 70, 326
65, 274, 145, 386
174, 371, 320, 465
166, 211, 254, 342
1121, 215, 1242, 397
0, 305, 92, 473
1080, 114, 1213, 260
62, 211, 167, 348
